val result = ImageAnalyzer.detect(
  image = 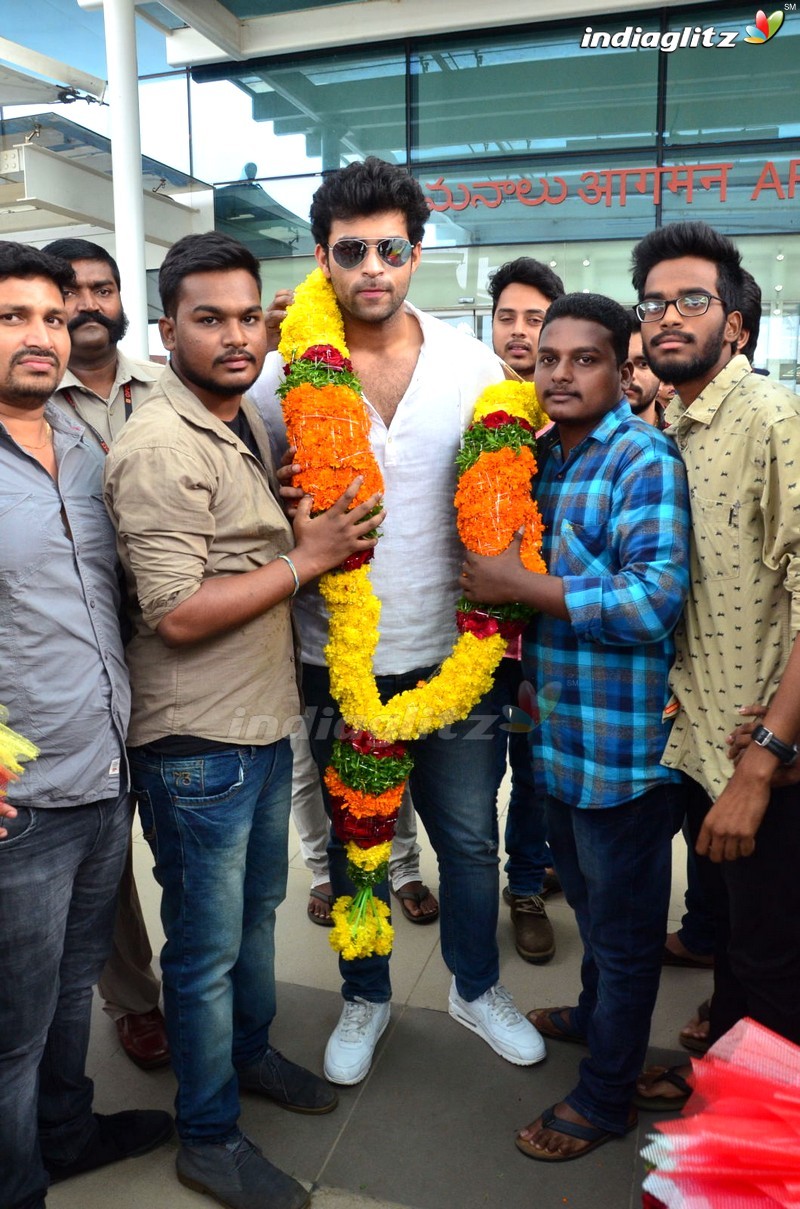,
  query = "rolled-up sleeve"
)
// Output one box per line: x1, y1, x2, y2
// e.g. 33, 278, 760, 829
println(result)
104, 441, 213, 630
563, 446, 691, 646
760, 415, 800, 632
